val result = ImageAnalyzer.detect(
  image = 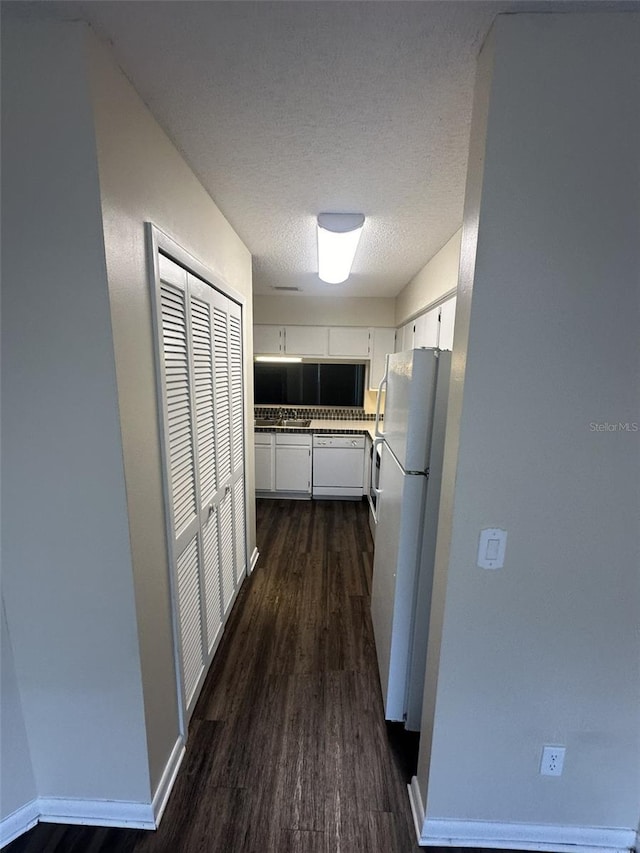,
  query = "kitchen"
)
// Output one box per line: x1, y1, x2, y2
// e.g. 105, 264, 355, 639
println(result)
252, 259, 455, 705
